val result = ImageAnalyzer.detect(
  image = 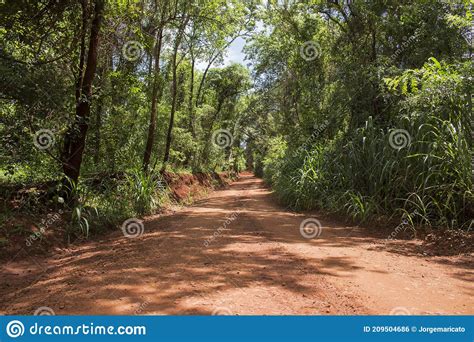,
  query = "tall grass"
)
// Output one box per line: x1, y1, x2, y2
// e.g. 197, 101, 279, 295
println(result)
60, 169, 169, 239
264, 59, 473, 230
